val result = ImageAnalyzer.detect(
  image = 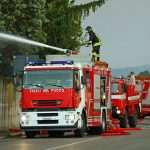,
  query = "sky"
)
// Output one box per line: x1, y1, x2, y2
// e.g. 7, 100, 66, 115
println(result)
75, 0, 150, 68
